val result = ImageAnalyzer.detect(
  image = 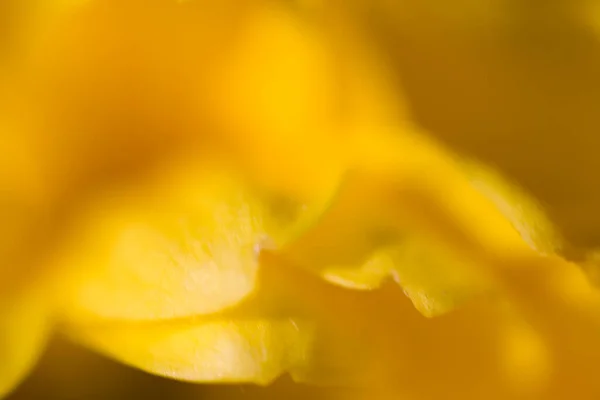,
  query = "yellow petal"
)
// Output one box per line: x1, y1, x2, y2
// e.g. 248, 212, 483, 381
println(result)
58, 163, 298, 324
366, 0, 600, 252
461, 158, 562, 255
69, 318, 315, 385
389, 238, 487, 317
0, 287, 52, 397
277, 117, 569, 316
284, 221, 488, 317
63, 249, 530, 395
485, 253, 600, 398
18, 0, 252, 201
289, 275, 549, 397
62, 260, 482, 390
205, 4, 408, 204
204, 4, 345, 202
65, 253, 361, 386
0, 81, 63, 296
277, 143, 534, 315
